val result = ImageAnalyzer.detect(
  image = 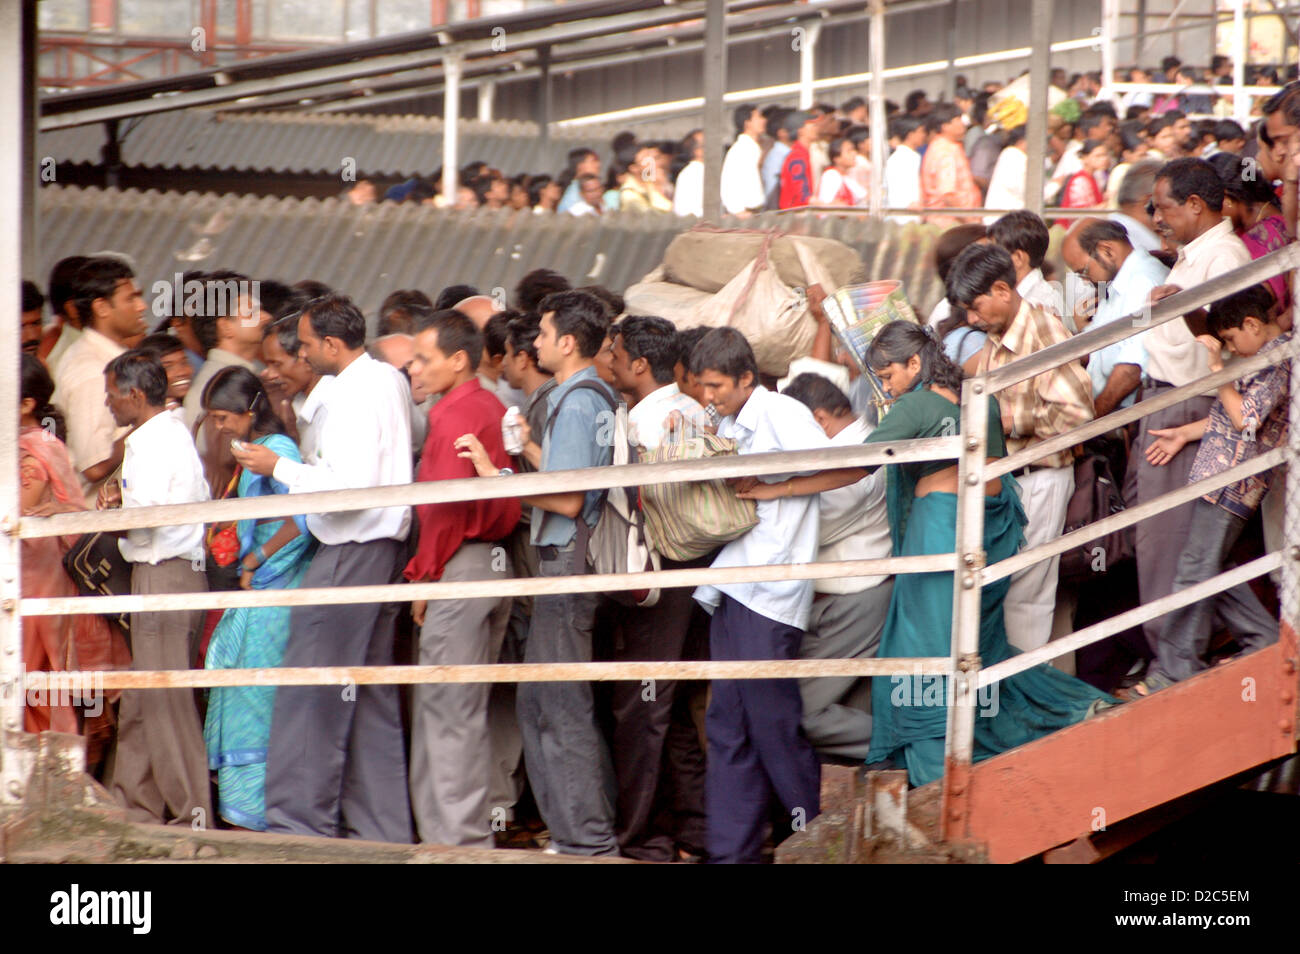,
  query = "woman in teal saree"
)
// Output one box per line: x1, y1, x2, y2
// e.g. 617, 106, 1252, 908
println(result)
200, 367, 315, 829
744, 321, 1113, 787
